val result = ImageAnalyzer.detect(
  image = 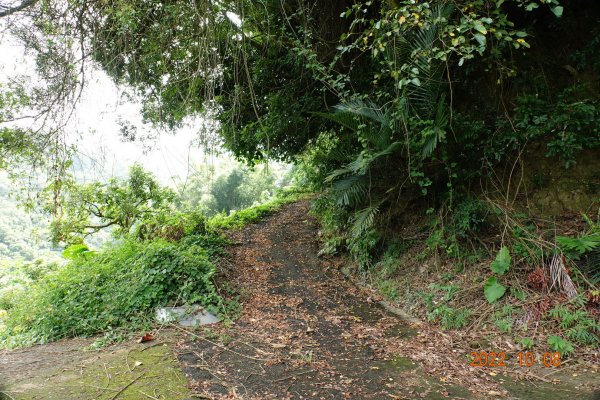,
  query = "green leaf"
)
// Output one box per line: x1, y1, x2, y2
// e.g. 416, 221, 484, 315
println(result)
473, 22, 487, 34
510, 286, 527, 301
557, 234, 600, 256
490, 246, 511, 275
484, 277, 506, 303
525, 3, 539, 11
547, 335, 574, 356
520, 337, 534, 350
552, 6, 563, 18
63, 243, 91, 260
474, 33, 486, 47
